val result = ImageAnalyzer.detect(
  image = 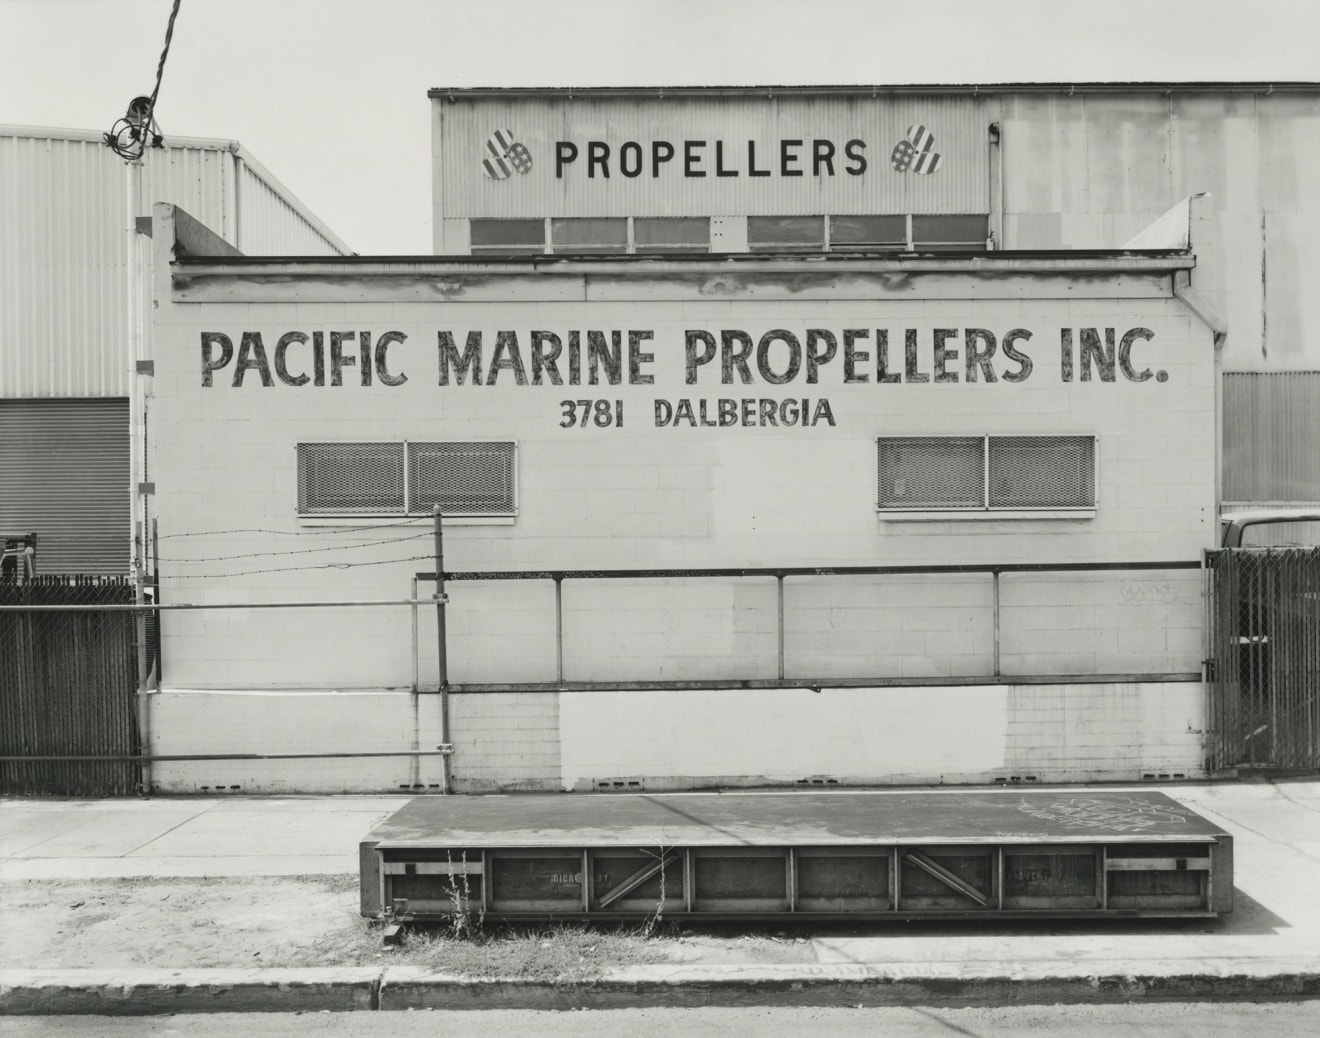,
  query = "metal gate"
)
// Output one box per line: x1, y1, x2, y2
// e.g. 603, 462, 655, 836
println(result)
0, 576, 141, 795
1205, 547, 1320, 771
